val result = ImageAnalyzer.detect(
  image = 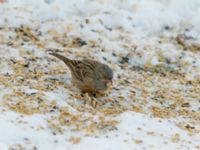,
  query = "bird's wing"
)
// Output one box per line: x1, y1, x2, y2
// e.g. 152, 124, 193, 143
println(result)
70, 60, 96, 82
